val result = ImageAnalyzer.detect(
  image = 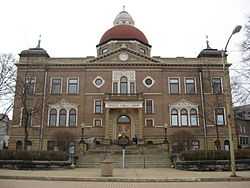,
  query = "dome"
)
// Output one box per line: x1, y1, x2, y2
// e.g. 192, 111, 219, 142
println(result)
20, 47, 49, 57
98, 24, 150, 46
